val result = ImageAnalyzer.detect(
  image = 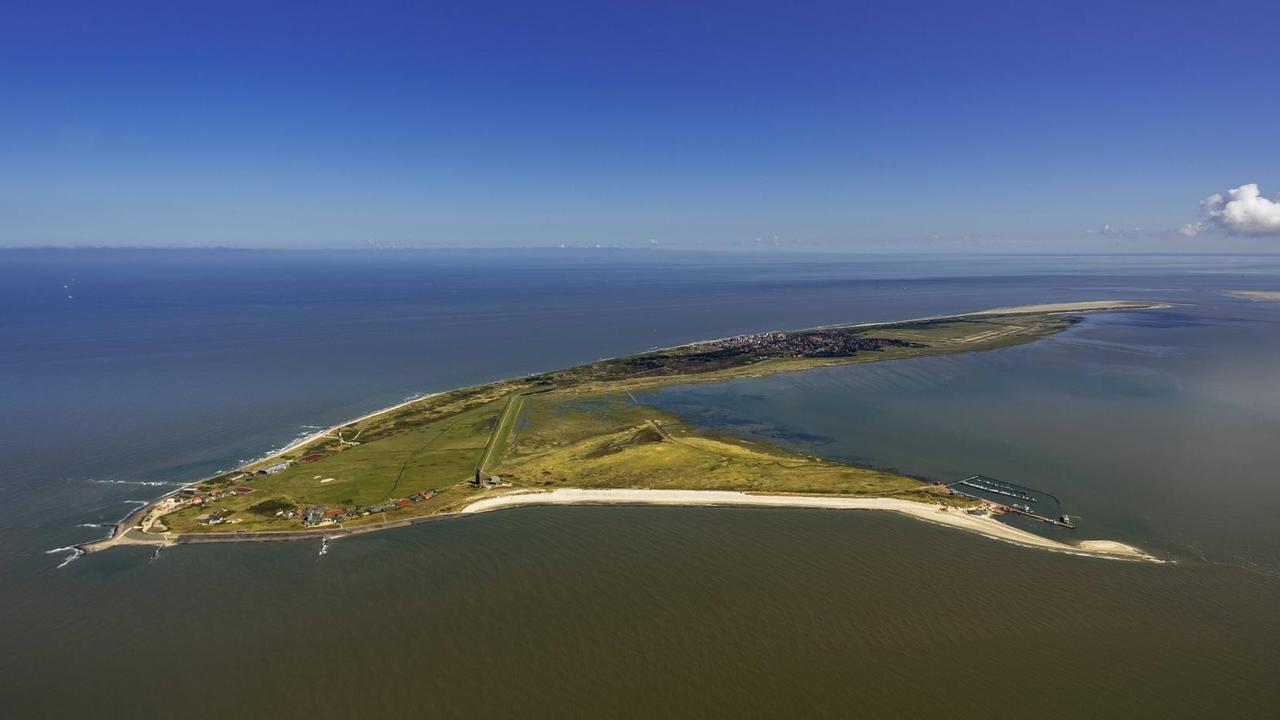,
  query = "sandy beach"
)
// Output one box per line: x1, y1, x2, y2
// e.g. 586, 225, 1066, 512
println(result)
270, 390, 442, 458
462, 488, 1158, 561
966, 300, 1171, 315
